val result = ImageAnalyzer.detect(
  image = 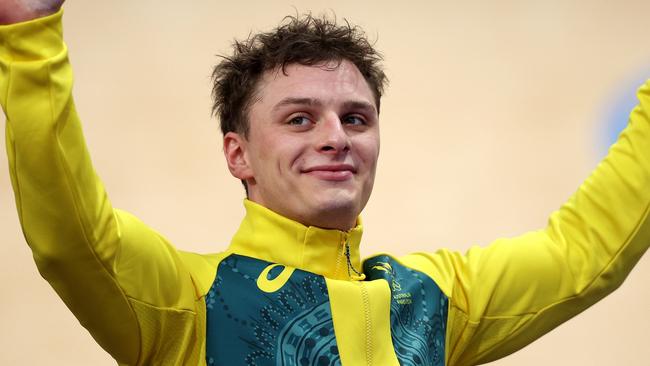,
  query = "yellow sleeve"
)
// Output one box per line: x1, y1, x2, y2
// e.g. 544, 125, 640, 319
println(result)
1, 10, 201, 365
401, 81, 650, 365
